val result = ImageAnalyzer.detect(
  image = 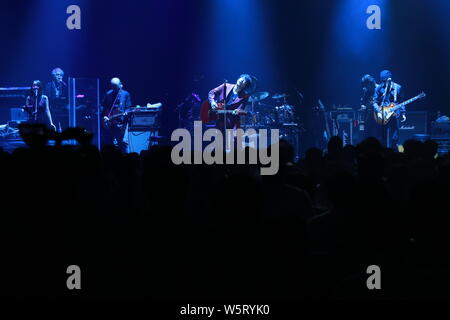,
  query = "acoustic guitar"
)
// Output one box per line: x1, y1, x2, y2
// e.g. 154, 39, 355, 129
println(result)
200, 101, 247, 123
